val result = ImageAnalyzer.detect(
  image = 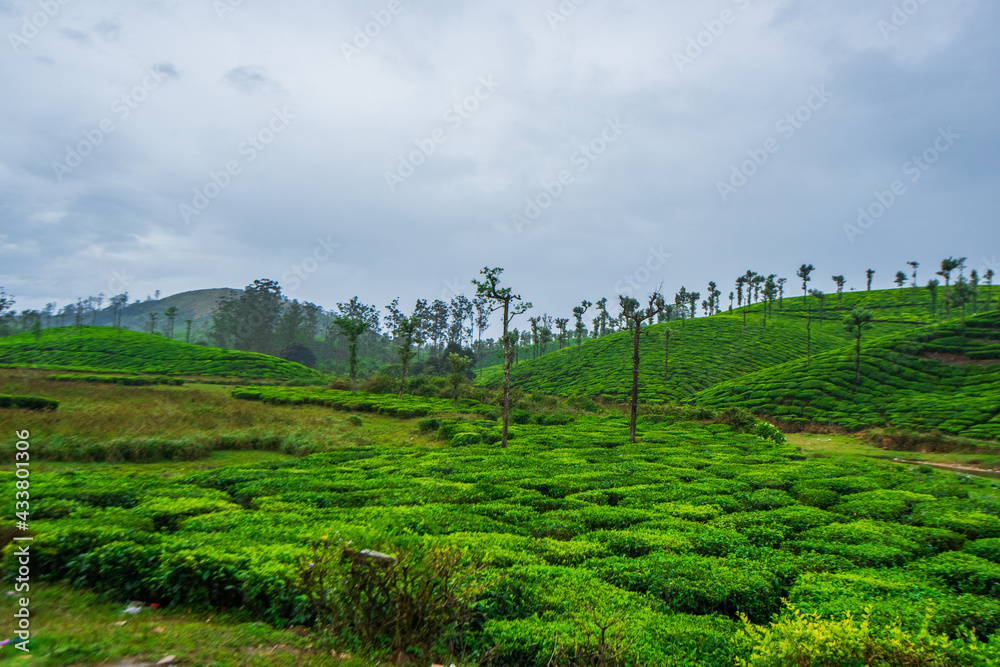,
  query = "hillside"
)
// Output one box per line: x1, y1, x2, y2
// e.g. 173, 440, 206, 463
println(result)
0, 326, 328, 382
88, 288, 238, 338
476, 288, 964, 402
694, 310, 1000, 440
